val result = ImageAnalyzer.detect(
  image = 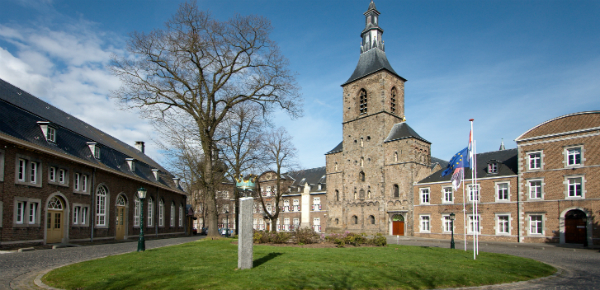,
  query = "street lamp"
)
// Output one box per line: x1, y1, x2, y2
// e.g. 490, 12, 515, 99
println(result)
137, 187, 147, 252
450, 212, 456, 249
225, 210, 230, 237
